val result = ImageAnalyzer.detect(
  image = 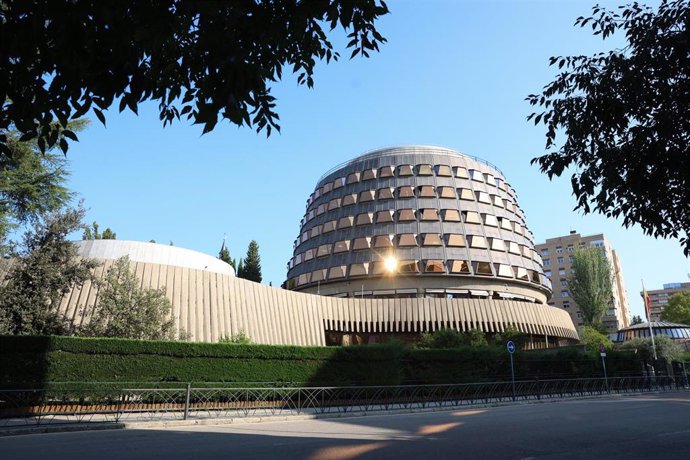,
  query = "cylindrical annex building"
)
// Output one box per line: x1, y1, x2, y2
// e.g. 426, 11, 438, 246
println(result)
287, 146, 552, 303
